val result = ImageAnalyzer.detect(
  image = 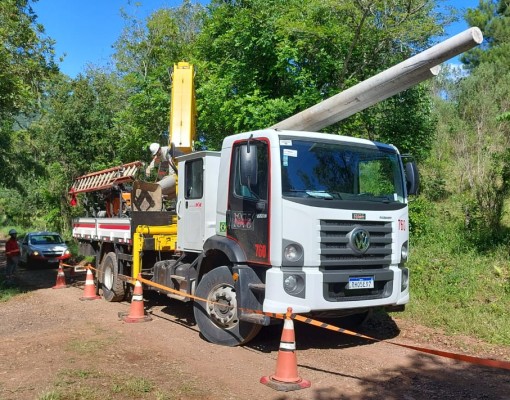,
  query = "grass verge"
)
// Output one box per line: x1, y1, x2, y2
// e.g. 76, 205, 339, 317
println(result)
406, 198, 510, 345
0, 278, 23, 301
37, 368, 207, 400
